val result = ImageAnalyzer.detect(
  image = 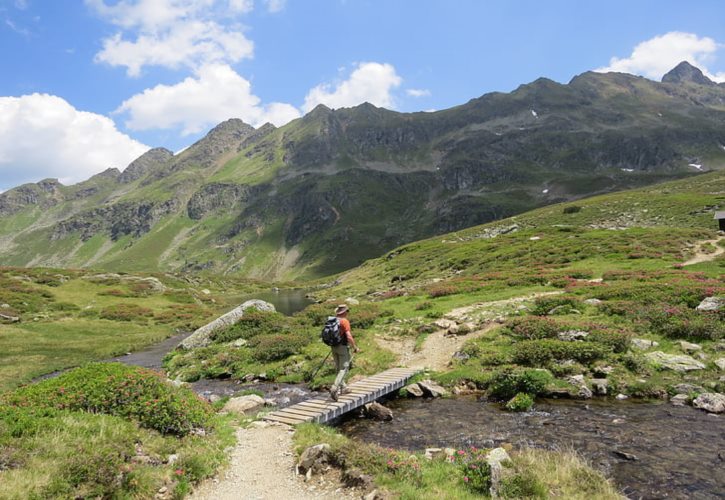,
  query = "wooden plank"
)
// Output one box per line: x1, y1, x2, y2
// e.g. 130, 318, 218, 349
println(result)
280, 406, 320, 417
295, 401, 331, 410
274, 409, 315, 420
265, 414, 306, 425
